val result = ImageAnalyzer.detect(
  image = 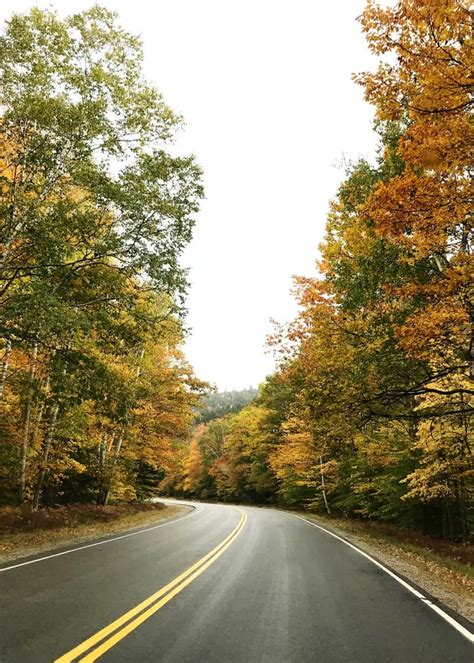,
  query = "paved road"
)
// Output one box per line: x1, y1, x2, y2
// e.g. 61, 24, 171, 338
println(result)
0, 501, 472, 662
